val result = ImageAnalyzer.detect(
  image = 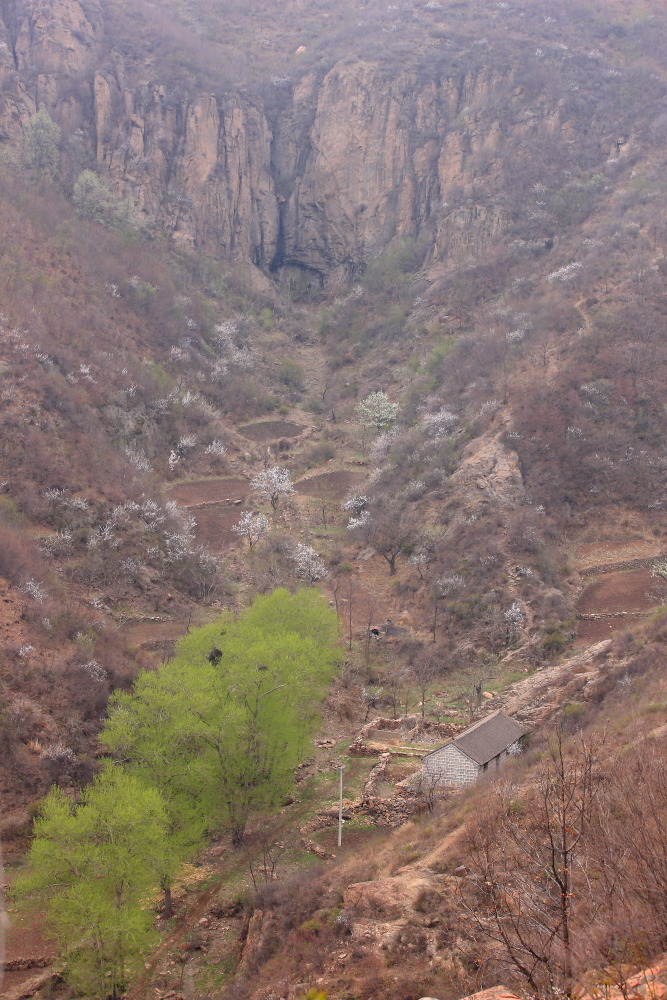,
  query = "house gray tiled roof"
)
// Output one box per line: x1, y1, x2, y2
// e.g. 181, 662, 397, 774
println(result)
425, 710, 527, 766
